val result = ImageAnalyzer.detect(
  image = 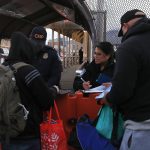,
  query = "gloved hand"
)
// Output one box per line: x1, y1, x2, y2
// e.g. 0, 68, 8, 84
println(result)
52, 85, 60, 93
49, 85, 60, 99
